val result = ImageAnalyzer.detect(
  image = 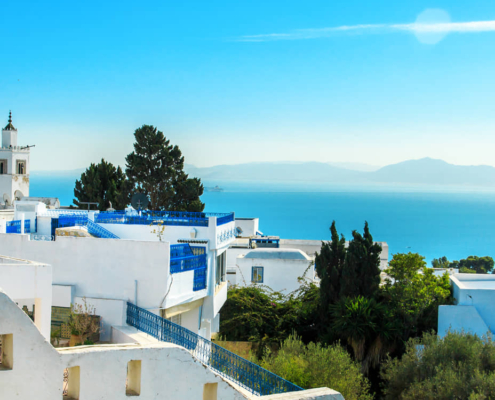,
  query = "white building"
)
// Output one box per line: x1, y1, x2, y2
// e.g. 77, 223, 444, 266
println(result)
226, 218, 389, 292
0, 112, 30, 207
0, 288, 343, 399
438, 274, 495, 338
0, 254, 52, 339
0, 206, 236, 342
236, 248, 314, 293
